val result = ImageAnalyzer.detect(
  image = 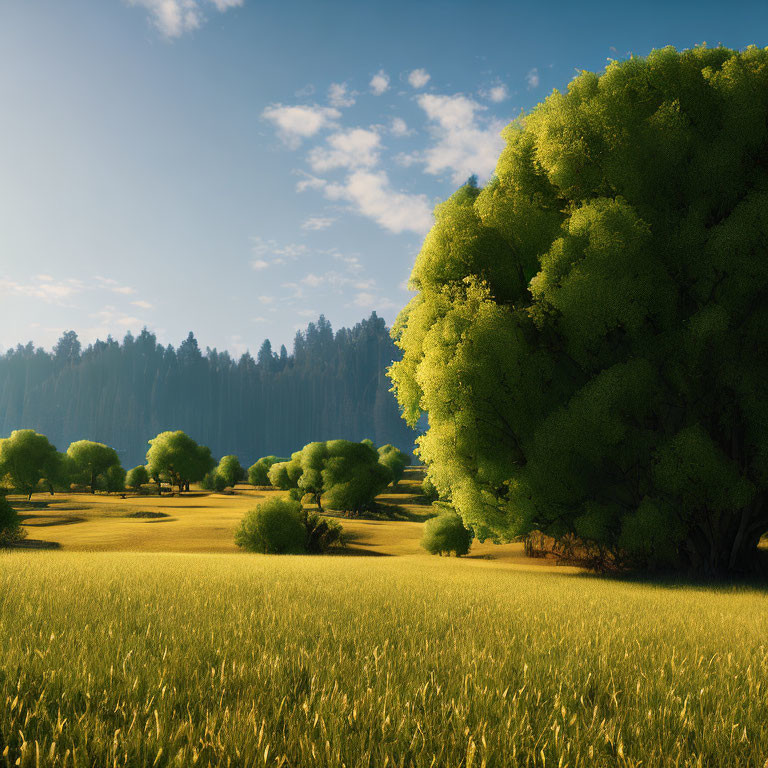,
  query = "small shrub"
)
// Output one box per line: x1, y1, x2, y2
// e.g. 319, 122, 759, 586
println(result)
0, 495, 25, 546
303, 510, 345, 553
201, 472, 227, 492
235, 498, 306, 554
421, 510, 472, 556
